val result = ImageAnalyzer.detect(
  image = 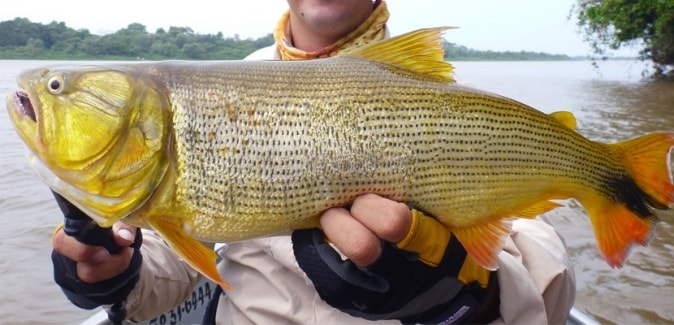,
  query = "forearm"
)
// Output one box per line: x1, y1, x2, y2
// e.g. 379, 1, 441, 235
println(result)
122, 229, 205, 322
